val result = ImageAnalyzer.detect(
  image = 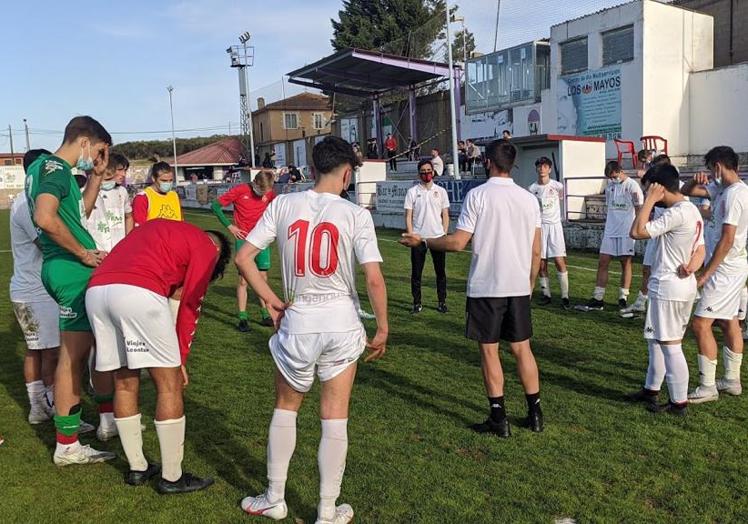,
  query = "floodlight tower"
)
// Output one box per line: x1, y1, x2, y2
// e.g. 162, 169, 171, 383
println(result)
226, 31, 256, 167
